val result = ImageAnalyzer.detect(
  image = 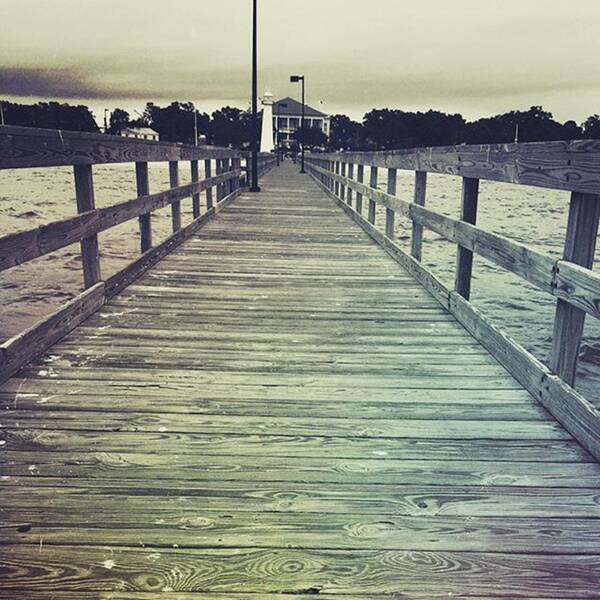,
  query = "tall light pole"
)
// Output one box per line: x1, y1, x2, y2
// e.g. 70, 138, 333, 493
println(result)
249, 0, 260, 192
290, 74, 305, 173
